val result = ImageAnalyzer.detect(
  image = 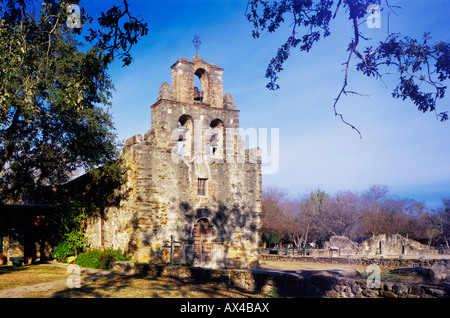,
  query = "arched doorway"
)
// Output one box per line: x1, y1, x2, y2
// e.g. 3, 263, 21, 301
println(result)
192, 218, 214, 267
